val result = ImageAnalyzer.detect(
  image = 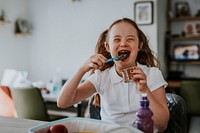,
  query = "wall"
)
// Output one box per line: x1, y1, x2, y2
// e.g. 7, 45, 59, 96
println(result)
0, 0, 160, 83
0, 0, 30, 78
157, 0, 167, 77
28, 0, 159, 82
